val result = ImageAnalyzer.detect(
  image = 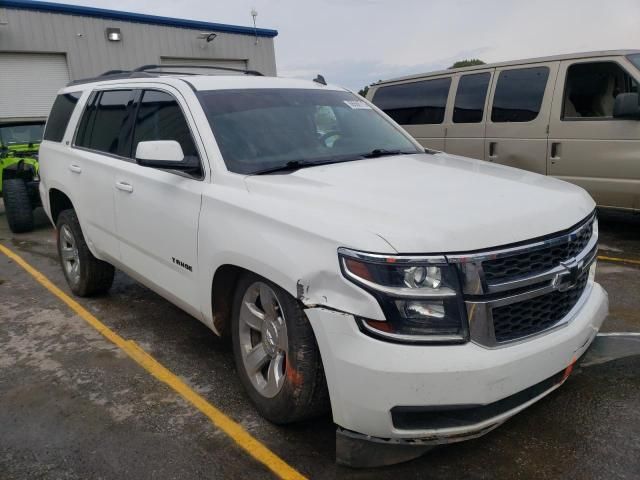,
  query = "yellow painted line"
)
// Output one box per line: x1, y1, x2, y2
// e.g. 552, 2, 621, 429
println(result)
0, 243, 306, 480
597, 255, 640, 267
